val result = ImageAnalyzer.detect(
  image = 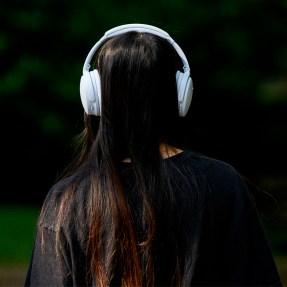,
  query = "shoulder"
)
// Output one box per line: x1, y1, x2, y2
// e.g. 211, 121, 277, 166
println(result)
38, 176, 89, 232
171, 150, 241, 179
176, 151, 259, 223
37, 179, 69, 231
171, 150, 249, 198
